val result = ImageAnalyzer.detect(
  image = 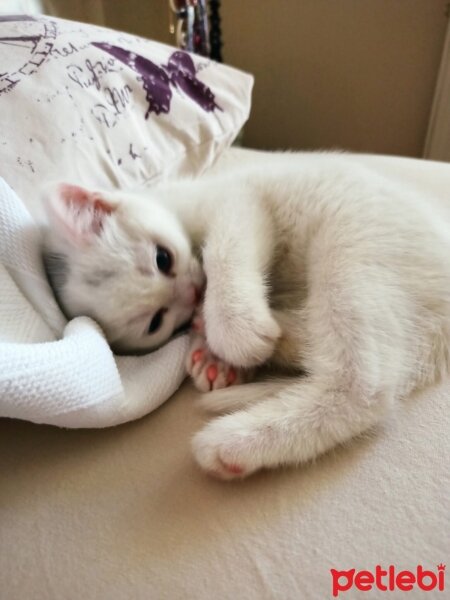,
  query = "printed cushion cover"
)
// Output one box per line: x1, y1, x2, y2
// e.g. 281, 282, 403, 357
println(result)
0, 14, 253, 217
